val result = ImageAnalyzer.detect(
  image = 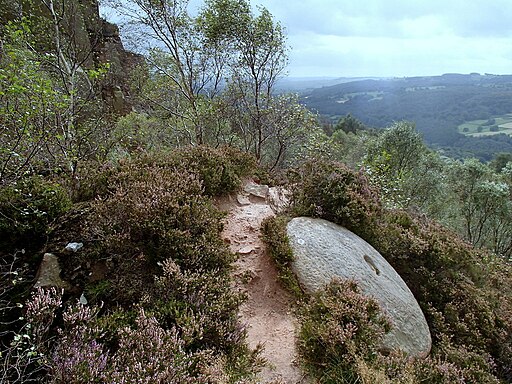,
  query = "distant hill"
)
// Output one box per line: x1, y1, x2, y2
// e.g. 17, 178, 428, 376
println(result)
298, 73, 512, 160
275, 76, 386, 92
